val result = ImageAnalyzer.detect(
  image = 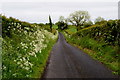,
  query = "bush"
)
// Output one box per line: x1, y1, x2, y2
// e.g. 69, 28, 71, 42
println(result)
63, 19, 119, 75
75, 20, 120, 46
2, 16, 58, 78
